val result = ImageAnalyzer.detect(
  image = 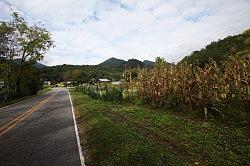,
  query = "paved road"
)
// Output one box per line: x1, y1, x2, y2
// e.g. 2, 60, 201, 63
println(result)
0, 88, 82, 166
